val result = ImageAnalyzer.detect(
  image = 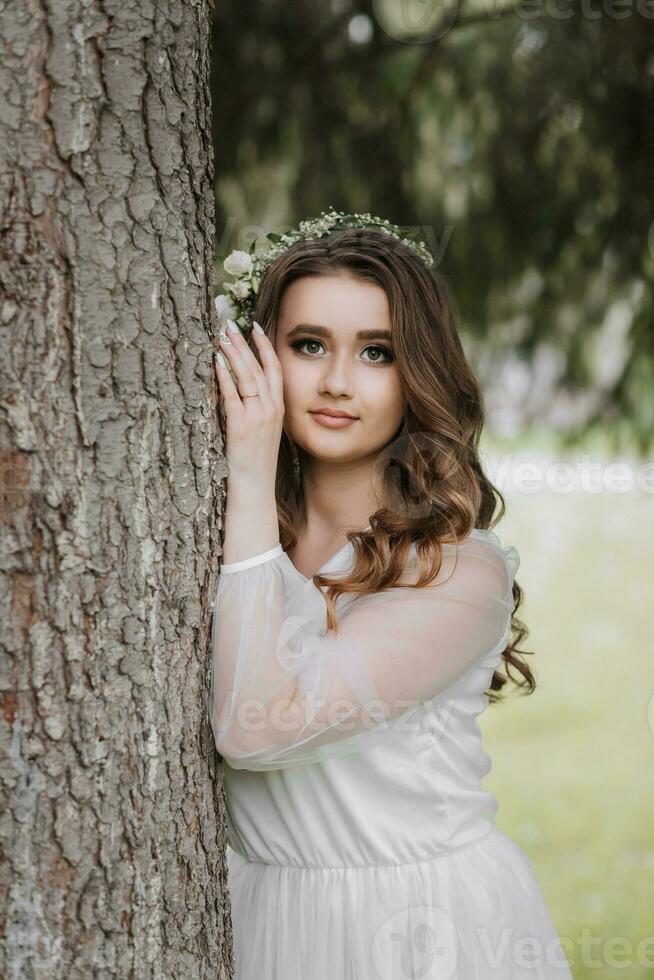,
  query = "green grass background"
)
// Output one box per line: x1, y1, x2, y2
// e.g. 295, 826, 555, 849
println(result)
478, 432, 654, 979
